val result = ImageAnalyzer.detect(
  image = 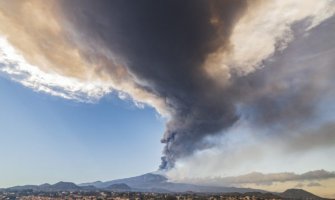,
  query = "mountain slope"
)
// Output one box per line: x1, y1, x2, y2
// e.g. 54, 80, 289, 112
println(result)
280, 189, 325, 200
106, 183, 132, 192
80, 173, 167, 188
80, 173, 265, 193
